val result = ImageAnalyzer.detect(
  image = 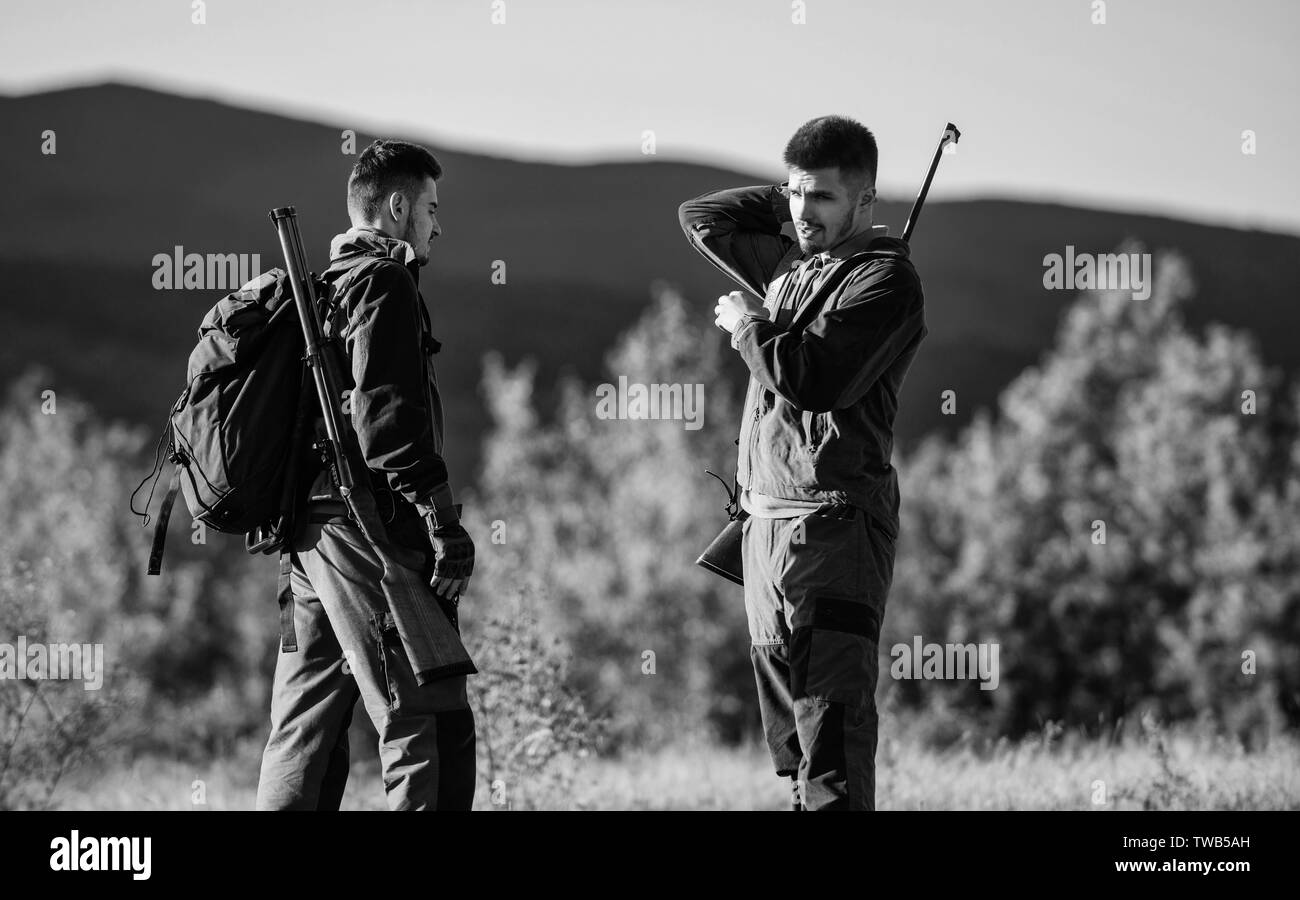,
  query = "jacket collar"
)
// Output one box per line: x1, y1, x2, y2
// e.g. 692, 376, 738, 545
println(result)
328, 226, 421, 275
814, 224, 896, 264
